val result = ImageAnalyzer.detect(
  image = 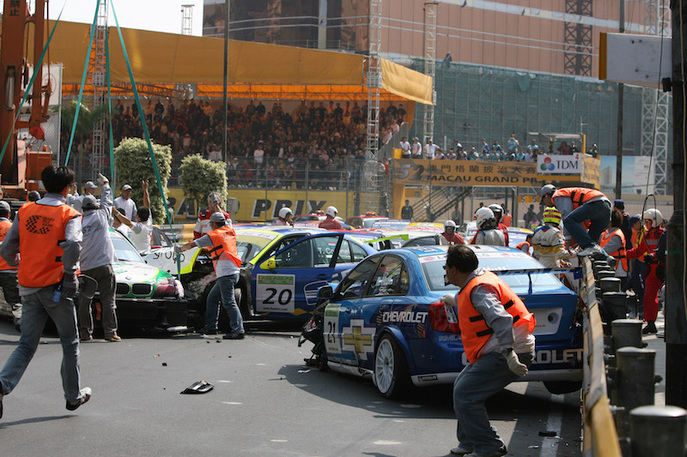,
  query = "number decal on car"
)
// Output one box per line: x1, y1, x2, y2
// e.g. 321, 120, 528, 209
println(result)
324, 304, 340, 356
256, 274, 295, 313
